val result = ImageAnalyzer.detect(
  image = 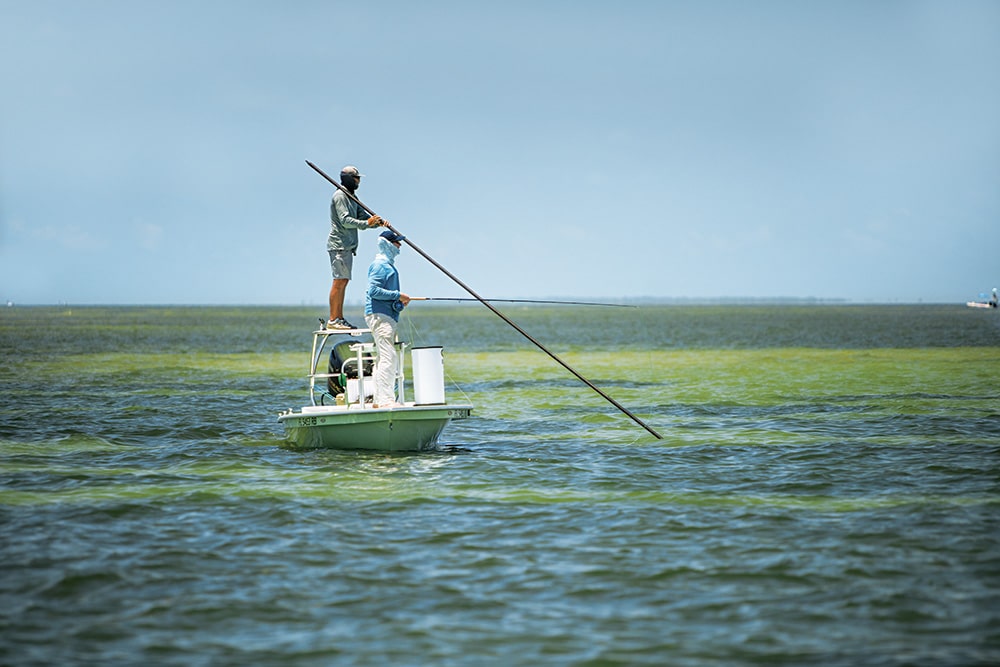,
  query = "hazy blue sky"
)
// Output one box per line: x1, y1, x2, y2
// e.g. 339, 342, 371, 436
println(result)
2, 0, 997, 305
